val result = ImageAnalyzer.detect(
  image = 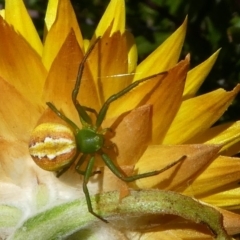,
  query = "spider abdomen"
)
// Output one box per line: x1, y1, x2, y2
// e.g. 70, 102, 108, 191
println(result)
76, 129, 104, 154
29, 123, 77, 171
